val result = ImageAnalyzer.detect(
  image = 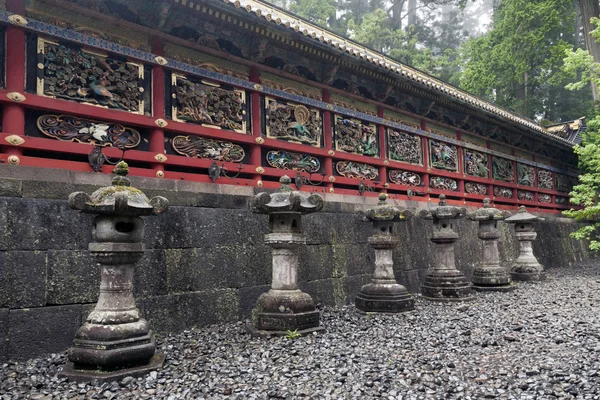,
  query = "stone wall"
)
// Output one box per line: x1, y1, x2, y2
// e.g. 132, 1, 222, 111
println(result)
0, 165, 593, 362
